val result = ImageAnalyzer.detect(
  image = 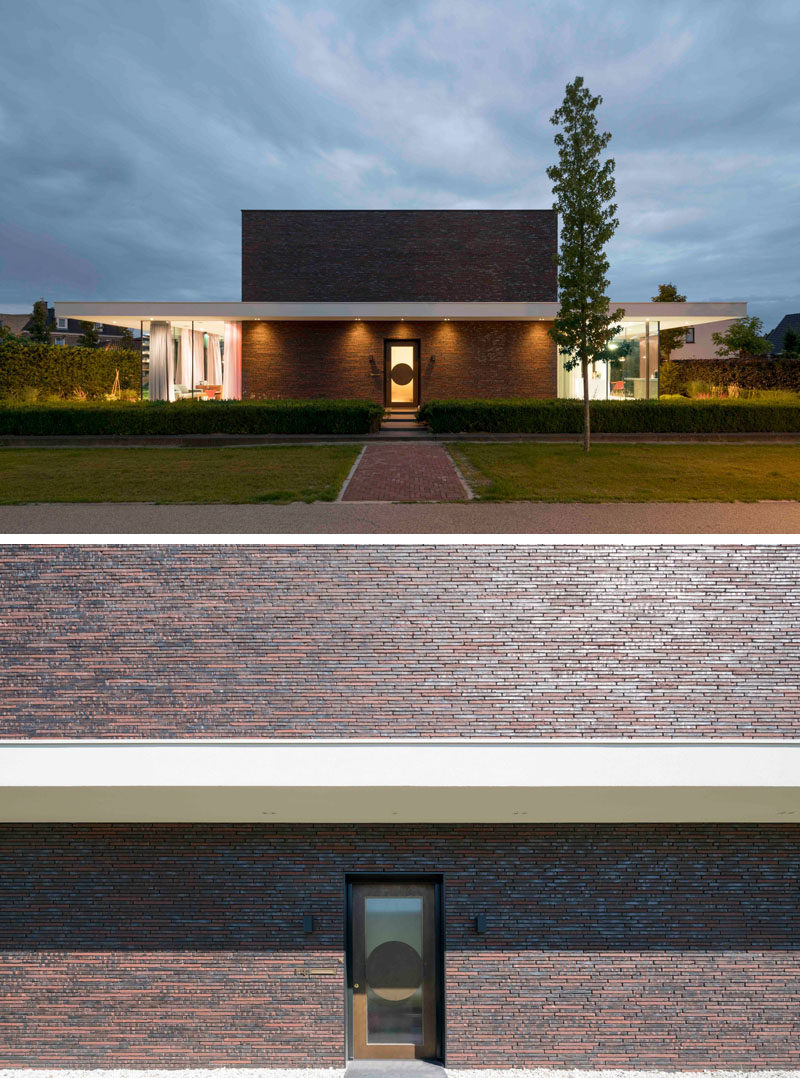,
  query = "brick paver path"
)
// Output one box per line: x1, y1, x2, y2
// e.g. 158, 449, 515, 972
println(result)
341, 443, 470, 501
